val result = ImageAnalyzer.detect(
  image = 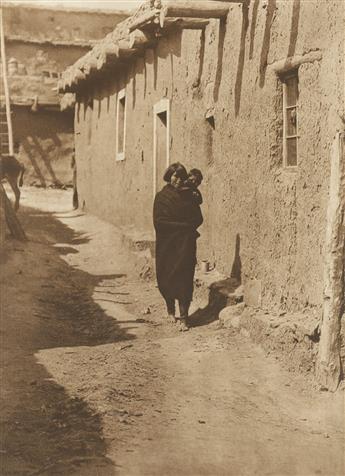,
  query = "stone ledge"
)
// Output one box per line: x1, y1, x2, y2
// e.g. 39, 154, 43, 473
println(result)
219, 305, 320, 376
